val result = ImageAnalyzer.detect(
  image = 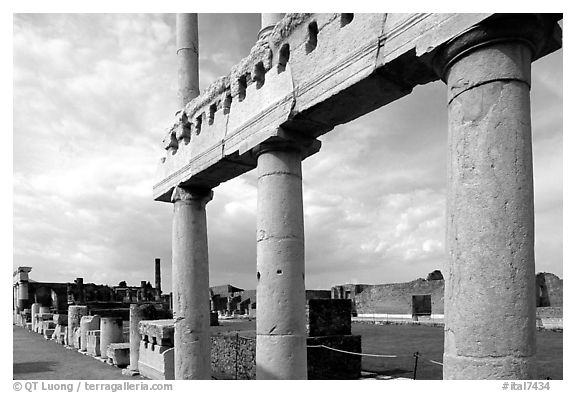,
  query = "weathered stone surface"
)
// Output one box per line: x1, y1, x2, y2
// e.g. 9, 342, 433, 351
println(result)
139, 319, 174, 347
306, 299, 351, 337
256, 144, 307, 380
211, 333, 256, 380
440, 21, 543, 379
107, 343, 130, 368
171, 186, 212, 380
156, 14, 562, 200
256, 334, 307, 380
87, 330, 101, 357
138, 341, 175, 380
129, 304, 171, 372
68, 306, 88, 346
100, 317, 124, 360
80, 315, 101, 352
307, 335, 362, 380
